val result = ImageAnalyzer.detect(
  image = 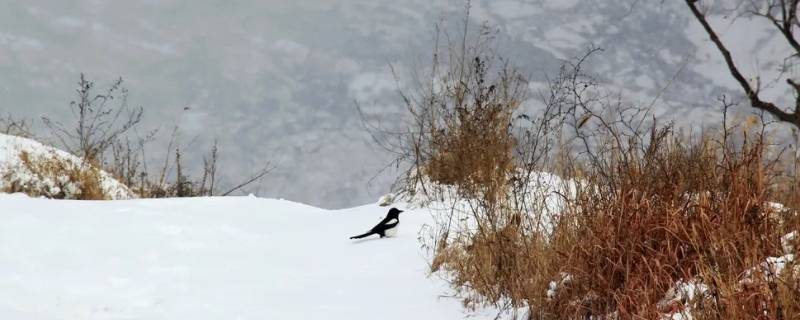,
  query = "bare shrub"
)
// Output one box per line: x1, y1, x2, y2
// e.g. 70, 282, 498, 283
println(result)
35, 73, 271, 199
134, 130, 271, 198
0, 114, 33, 138
363, 6, 564, 317
42, 73, 143, 164
420, 54, 522, 211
